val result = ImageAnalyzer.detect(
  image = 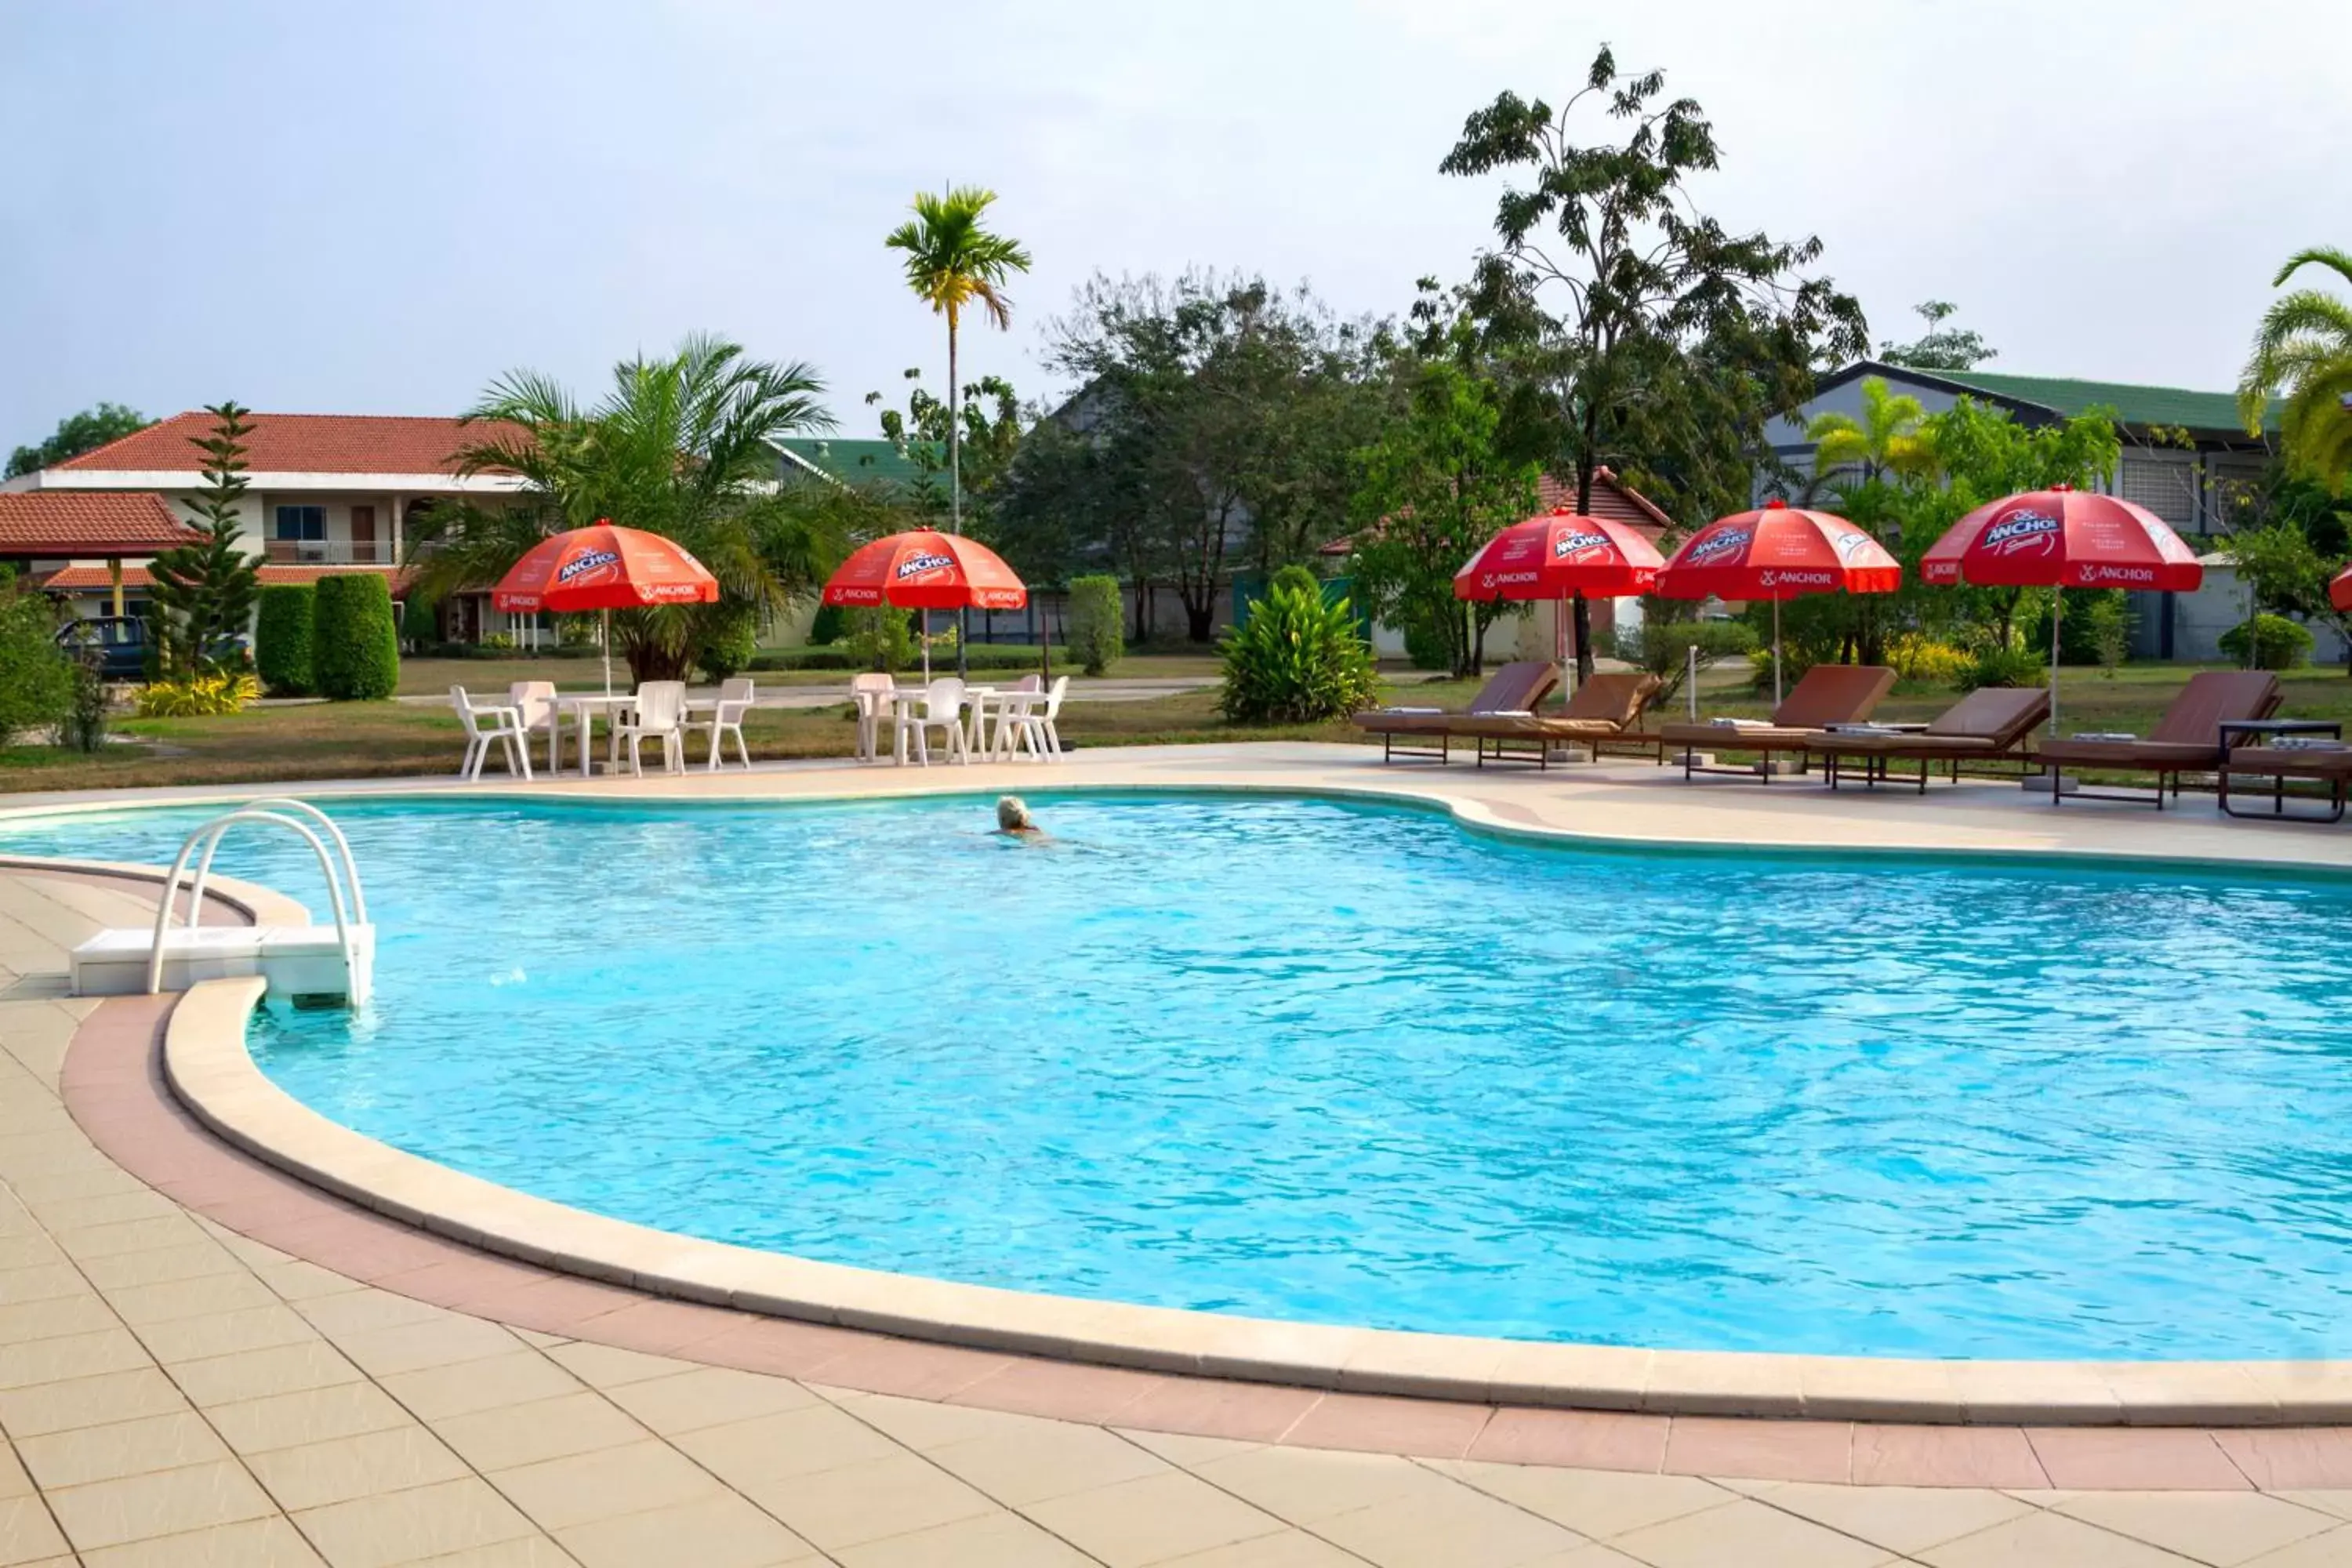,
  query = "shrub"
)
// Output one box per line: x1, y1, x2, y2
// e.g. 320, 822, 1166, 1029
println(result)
696, 605, 760, 681
2219, 613, 2314, 671
1218, 583, 1378, 724
1270, 564, 1321, 599
1748, 646, 1821, 695
1067, 575, 1123, 677
2082, 593, 2134, 676
310, 574, 401, 699
398, 589, 441, 649
479, 631, 516, 652
1401, 615, 1454, 671
807, 603, 847, 646
136, 671, 259, 717
62, 653, 110, 753
842, 606, 917, 672
1612, 616, 1756, 709
1961, 645, 2048, 690
253, 584, 315, 695
0, 576, 73, 742
1883, 633, 1974, 690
